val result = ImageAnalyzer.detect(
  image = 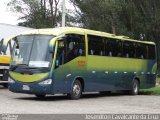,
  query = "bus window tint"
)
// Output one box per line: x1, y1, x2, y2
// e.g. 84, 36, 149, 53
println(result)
88, 35, 105, 56
64, 34, 85, 63
55, 40, 65, 68
107, 39, 122, 57
148, 45, 155, 59
123, 41, 135, 58
136, 43, 147, 59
